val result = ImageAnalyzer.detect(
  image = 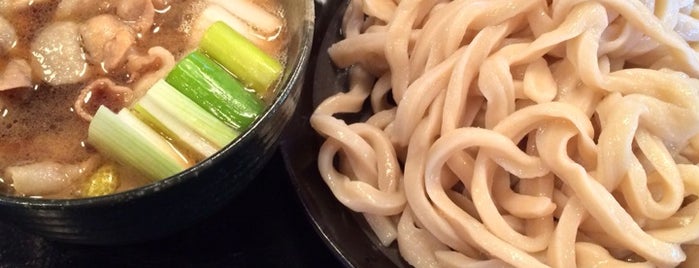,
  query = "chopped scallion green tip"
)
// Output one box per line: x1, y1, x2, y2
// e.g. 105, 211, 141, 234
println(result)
200, 21, 283, 94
